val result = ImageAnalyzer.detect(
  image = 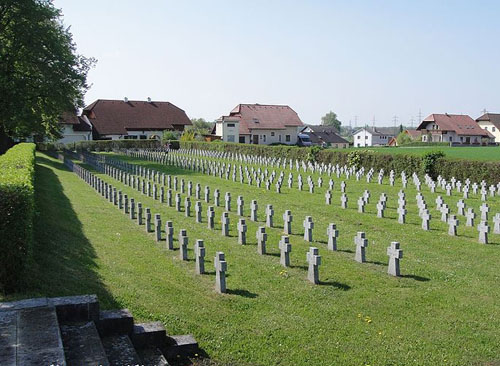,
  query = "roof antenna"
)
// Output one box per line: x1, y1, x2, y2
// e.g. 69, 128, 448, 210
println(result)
147, 97, 152, 103
124, 97, 128, 103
